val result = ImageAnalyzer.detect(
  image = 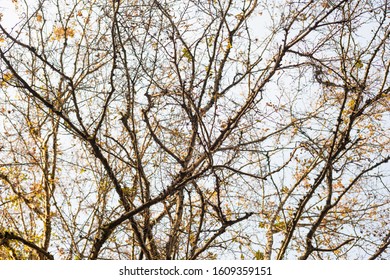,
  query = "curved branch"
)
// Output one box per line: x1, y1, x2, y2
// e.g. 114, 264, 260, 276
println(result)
0, 231, 54, 260
369, 231, 390, 260
190, 212, 254, 260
